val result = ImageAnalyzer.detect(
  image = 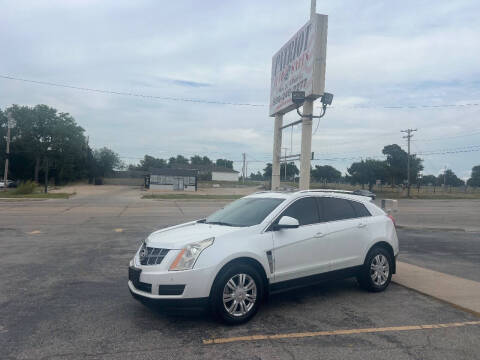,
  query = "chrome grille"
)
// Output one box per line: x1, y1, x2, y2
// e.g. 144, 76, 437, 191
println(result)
139, 245, 169, 265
